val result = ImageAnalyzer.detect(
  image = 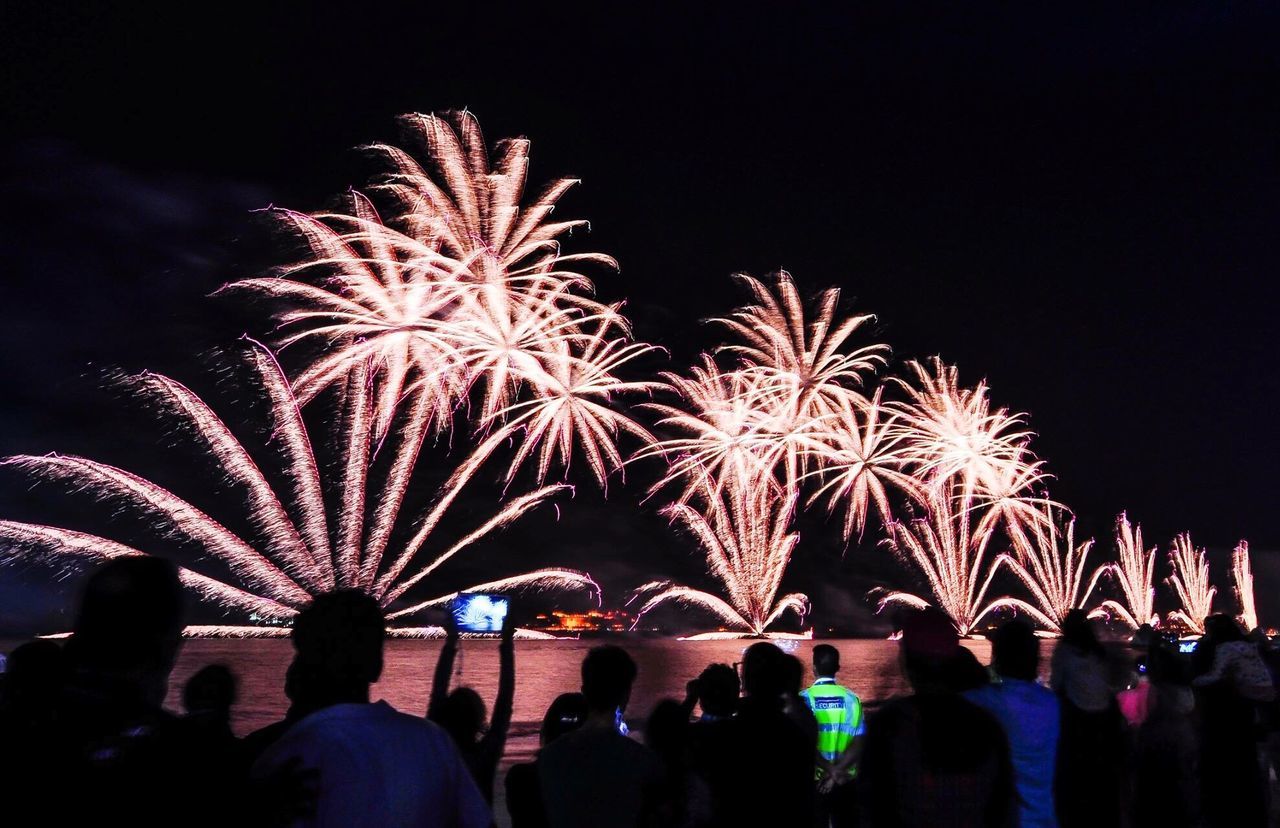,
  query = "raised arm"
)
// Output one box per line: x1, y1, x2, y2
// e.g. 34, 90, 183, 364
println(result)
489, 613, 516, 743
428, 616, 460, 720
